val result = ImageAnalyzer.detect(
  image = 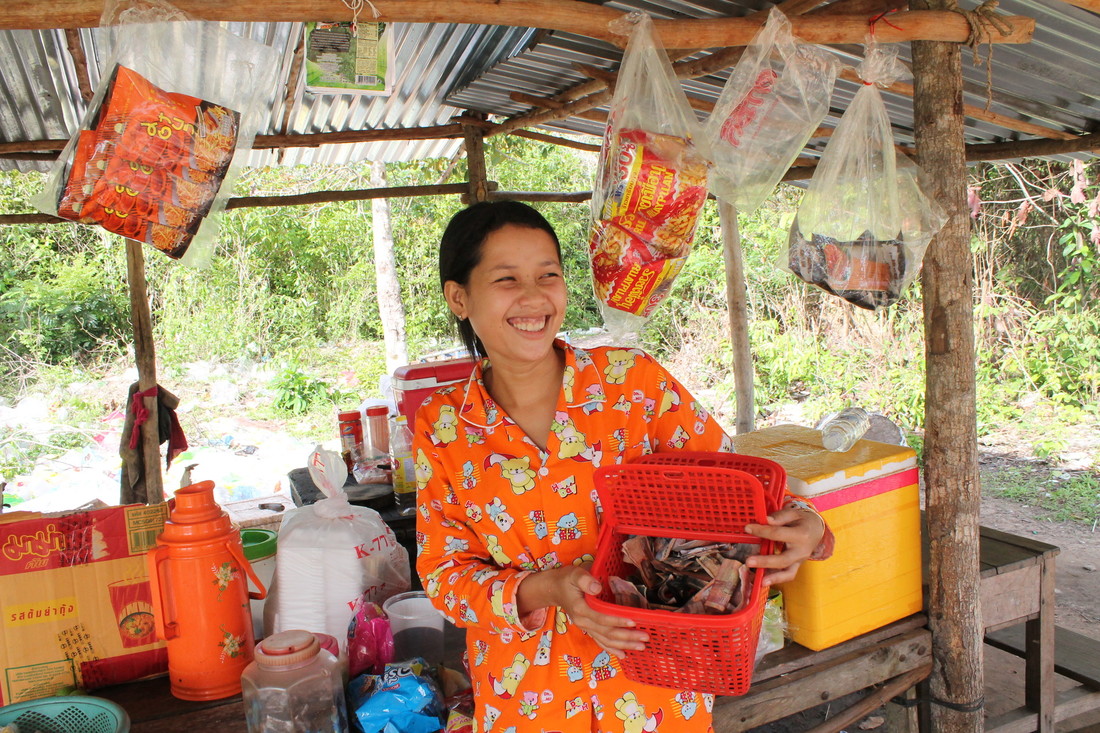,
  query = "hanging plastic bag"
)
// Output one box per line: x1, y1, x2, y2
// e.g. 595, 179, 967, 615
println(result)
32, 0, 278, 267
588, 13, 709, 339
702, 7, 838, 215
265, 446, 411, 649
787, 40, 945, 310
